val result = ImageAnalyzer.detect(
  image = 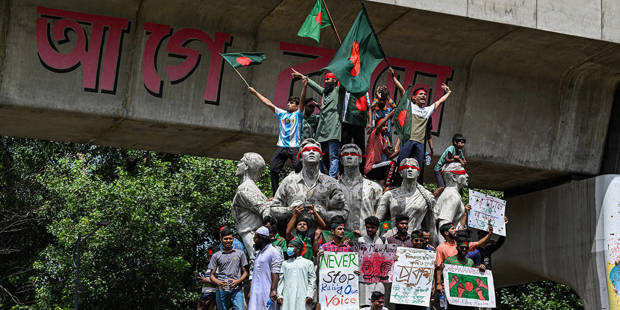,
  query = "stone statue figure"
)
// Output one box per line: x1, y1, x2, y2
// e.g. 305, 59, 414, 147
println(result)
435, 161, 468, 229
231, 152, 270, 260
270, 138, 346, 231
376, 158, 437, 241
338, 144, 383, 233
